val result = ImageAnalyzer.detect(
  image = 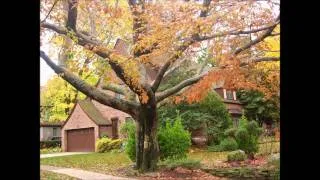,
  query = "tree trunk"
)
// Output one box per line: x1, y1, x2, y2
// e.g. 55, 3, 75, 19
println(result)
135, 97, 160, 172
135, 118, 144, 170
